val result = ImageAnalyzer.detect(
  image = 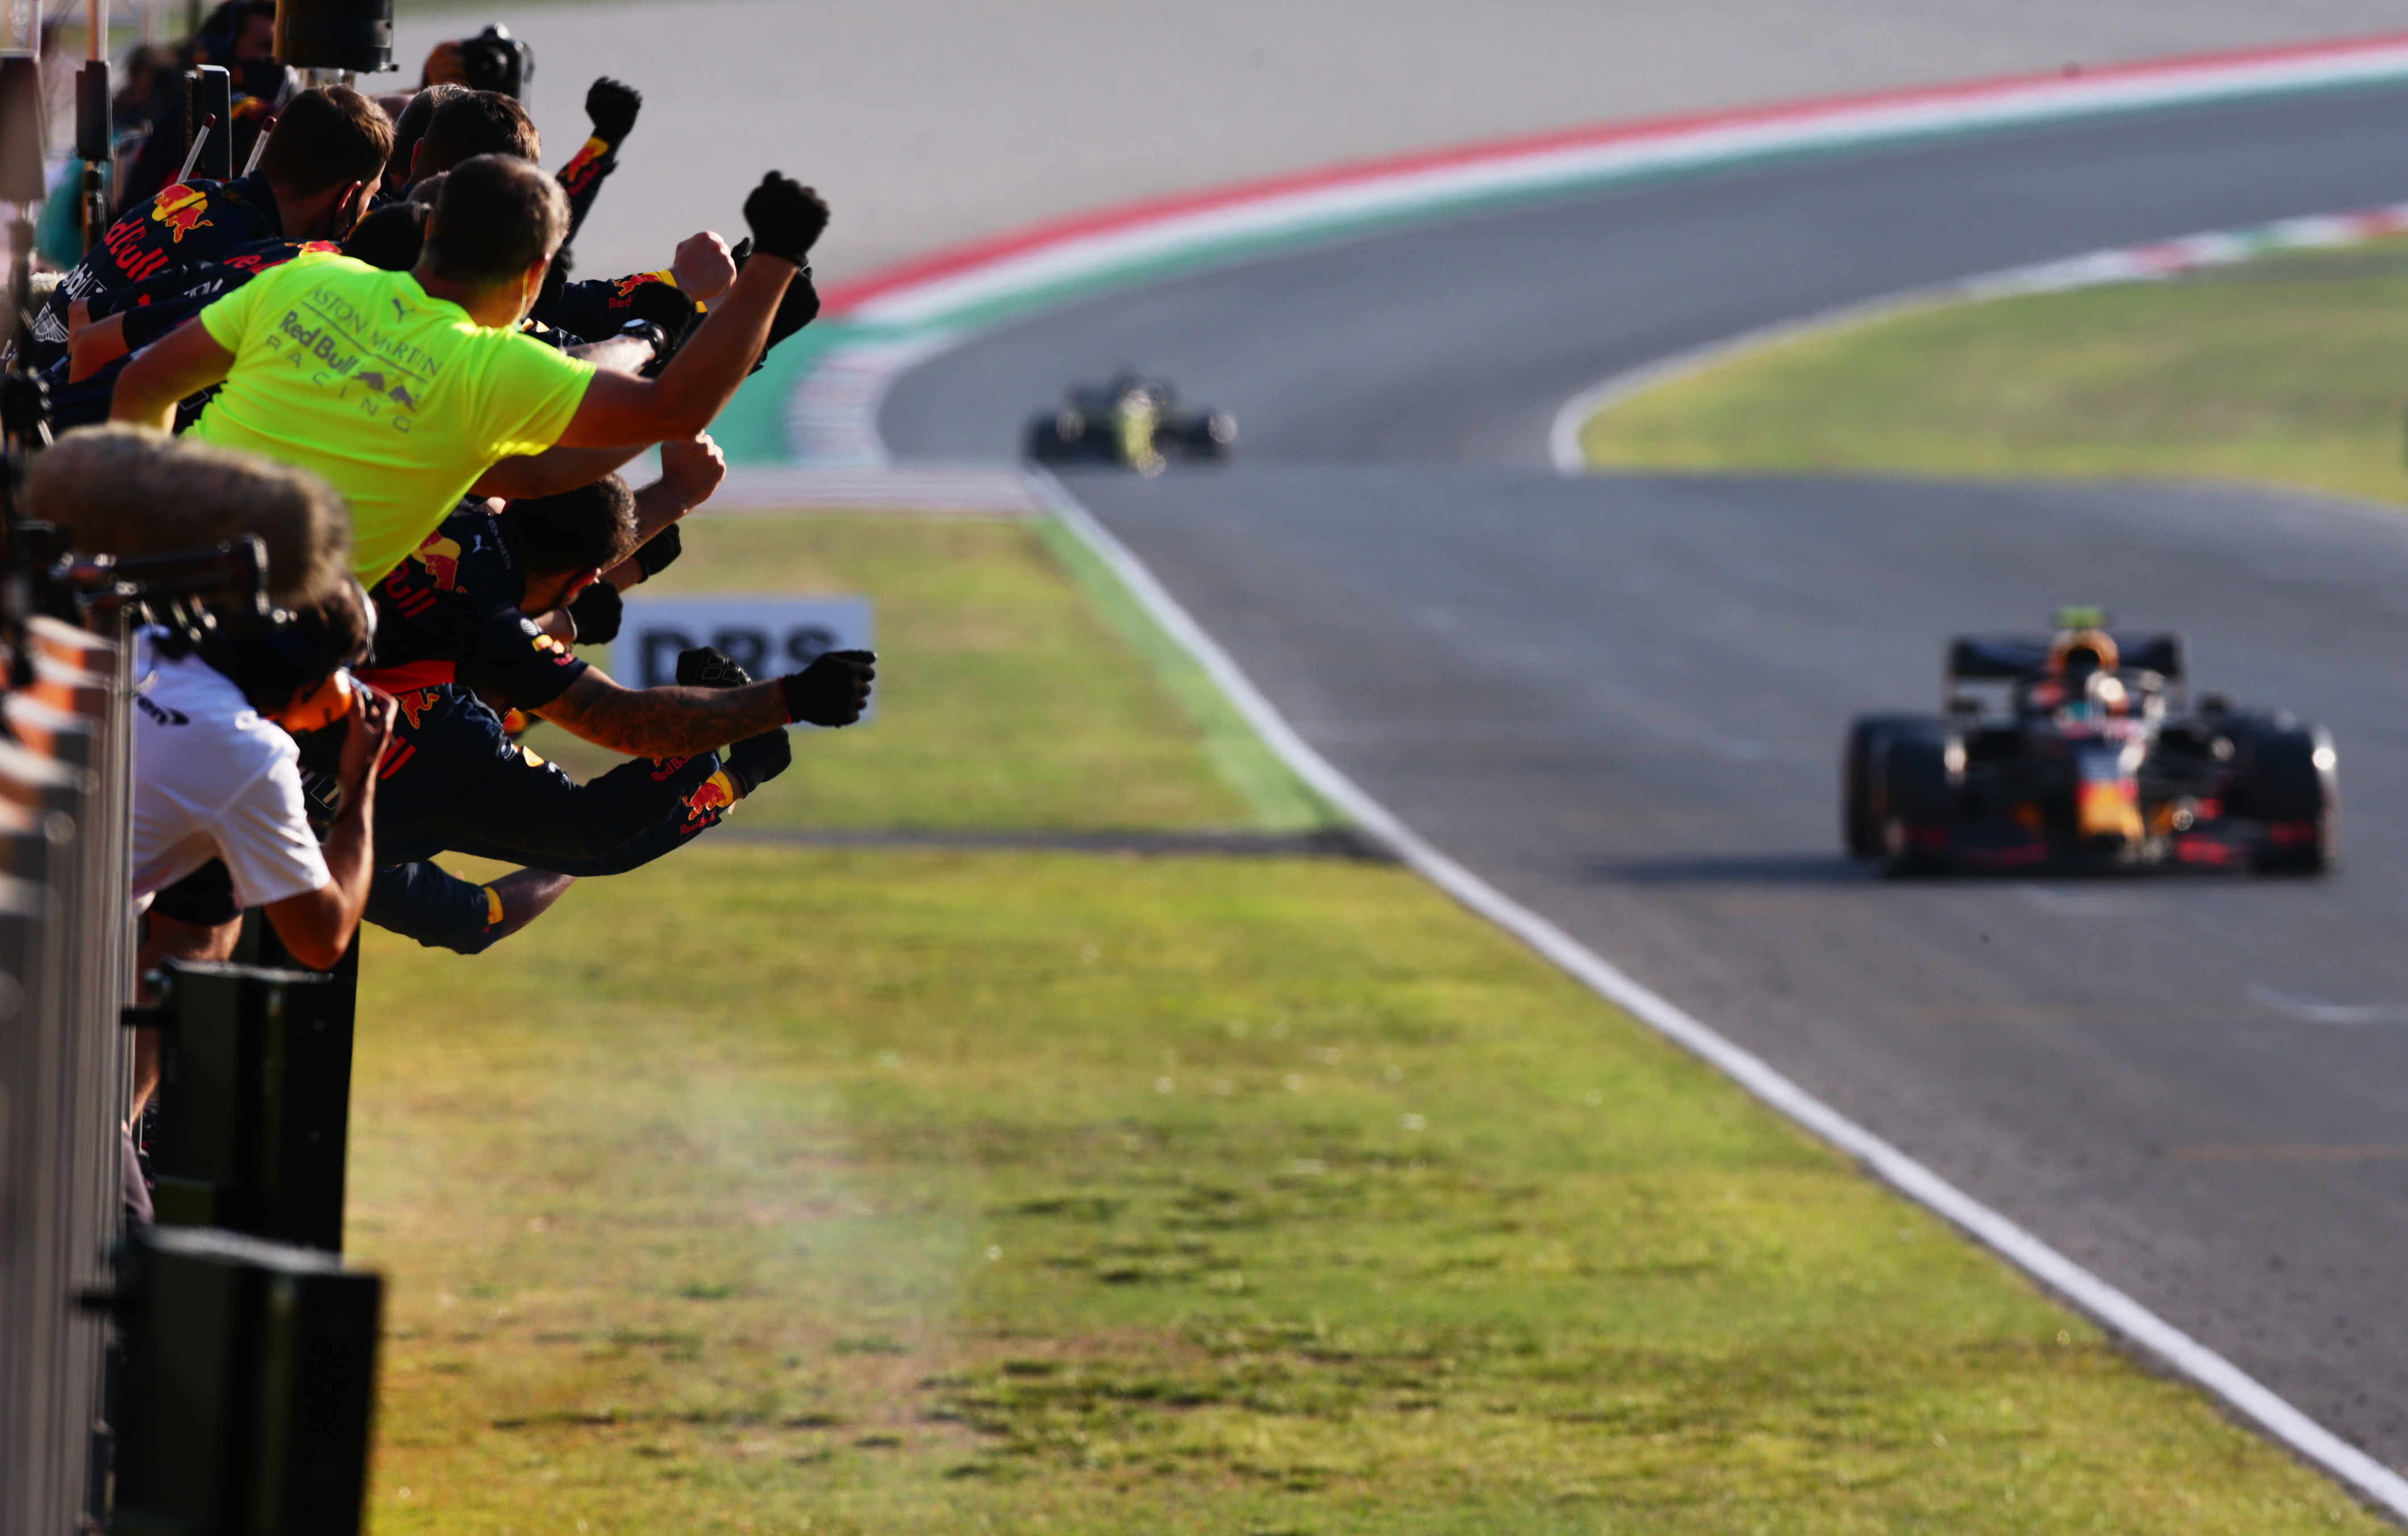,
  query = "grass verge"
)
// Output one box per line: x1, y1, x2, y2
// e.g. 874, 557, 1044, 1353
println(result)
356, 508, 2387, 1531
351, 844, 2384, 1534
531, 512, 1317, 832
1580, 239, 2408, 507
